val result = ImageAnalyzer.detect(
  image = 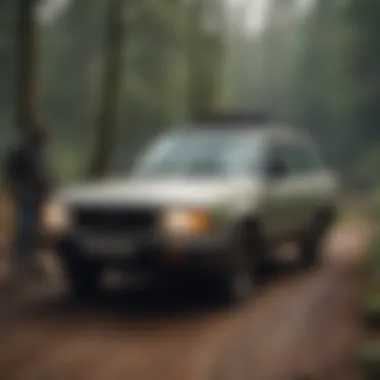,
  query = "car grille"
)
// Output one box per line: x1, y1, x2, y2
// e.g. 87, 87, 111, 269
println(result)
73, 207, 157, 233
